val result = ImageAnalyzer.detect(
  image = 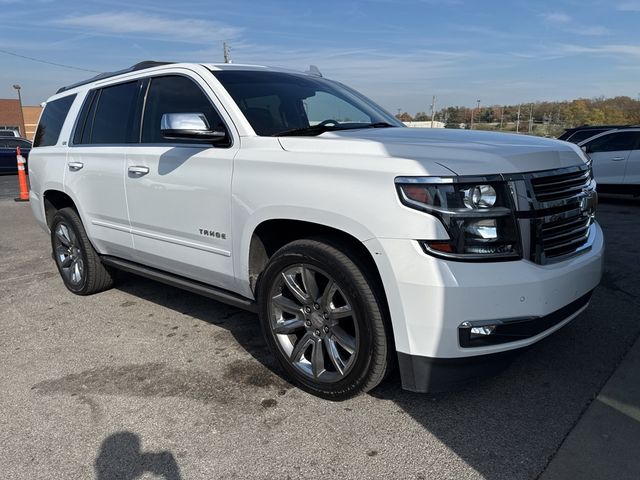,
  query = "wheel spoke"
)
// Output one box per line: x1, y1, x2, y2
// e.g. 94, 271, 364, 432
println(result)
320, 281, 337, 311
273, 318, 305, 335
272, 294, 303, 315
301, 267, 320, 302
281, 269, 309, 304
55, 225, 71, 247
60, 255, 73, 268
311, 339, 325, 378
330, 303, 353, 320
324, 337, 346, 375
332, 326, 356, 354
290, 332, 313, 362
